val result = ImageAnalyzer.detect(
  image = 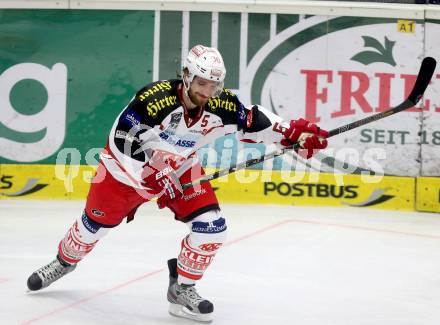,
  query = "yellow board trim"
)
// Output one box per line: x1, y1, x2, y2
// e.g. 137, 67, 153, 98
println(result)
416, 177, 440, 213
0, 164, 421, 212
0, 164, 95, 200
211, 170, 415, 211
